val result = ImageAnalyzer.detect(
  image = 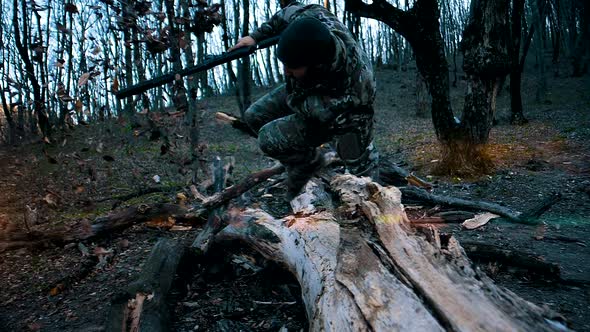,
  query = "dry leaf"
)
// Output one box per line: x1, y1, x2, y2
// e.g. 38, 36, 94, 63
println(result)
111, 77, 119, 92
49, 284, 65, 296
462, 212, 499, 230
64, 3, 78, 13
78, 72, 91, 87
43, 193, 58, 207
74, 185, 85, 194
146, 217, 175, 229
56, 23, 72, 35
74, 99, 83, 113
